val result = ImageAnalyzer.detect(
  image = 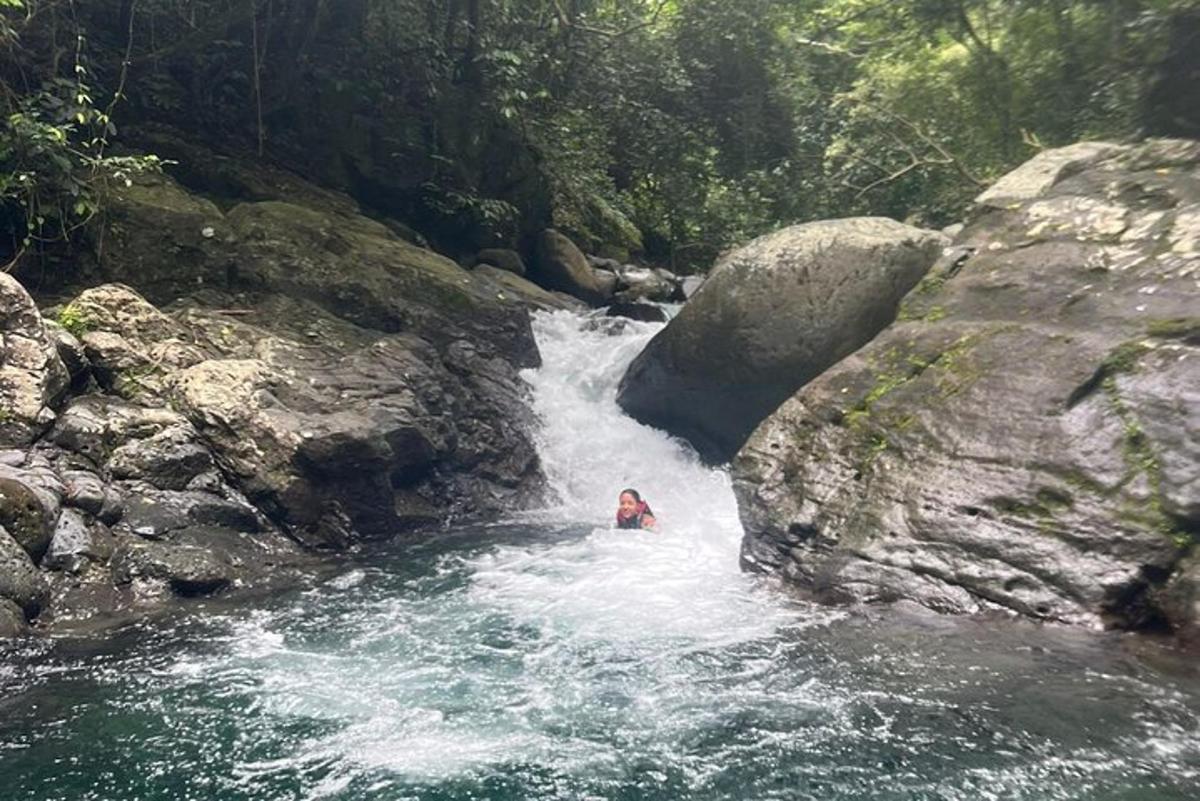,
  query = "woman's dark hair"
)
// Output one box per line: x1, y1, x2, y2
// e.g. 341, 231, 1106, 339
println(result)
619, 488, 641, 501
